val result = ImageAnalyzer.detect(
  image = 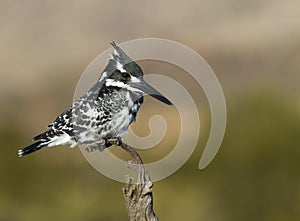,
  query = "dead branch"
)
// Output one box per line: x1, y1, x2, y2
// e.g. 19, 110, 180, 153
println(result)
104, 139, 158, 221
